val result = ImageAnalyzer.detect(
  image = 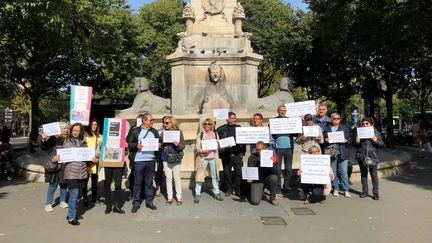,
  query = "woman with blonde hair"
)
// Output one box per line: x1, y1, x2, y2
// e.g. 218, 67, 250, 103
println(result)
160, 116, 185, 206
194, 118, 223, 203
